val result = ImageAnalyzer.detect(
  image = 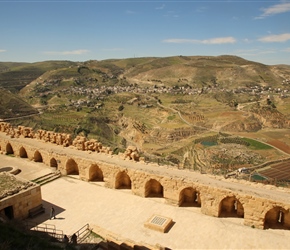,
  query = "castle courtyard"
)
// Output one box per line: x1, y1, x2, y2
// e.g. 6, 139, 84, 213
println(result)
1, 154, 290, 249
